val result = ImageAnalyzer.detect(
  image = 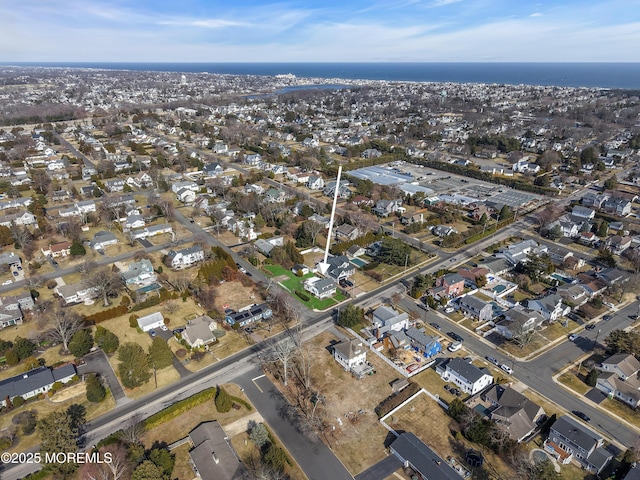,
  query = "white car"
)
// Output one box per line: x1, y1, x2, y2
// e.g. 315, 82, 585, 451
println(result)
448, 341, 462, 352
569, 334, 578, 342
445, 307, 455, 314
160, 325, 168, 331
500, 364, 513, 375
1, 280, 12, 286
